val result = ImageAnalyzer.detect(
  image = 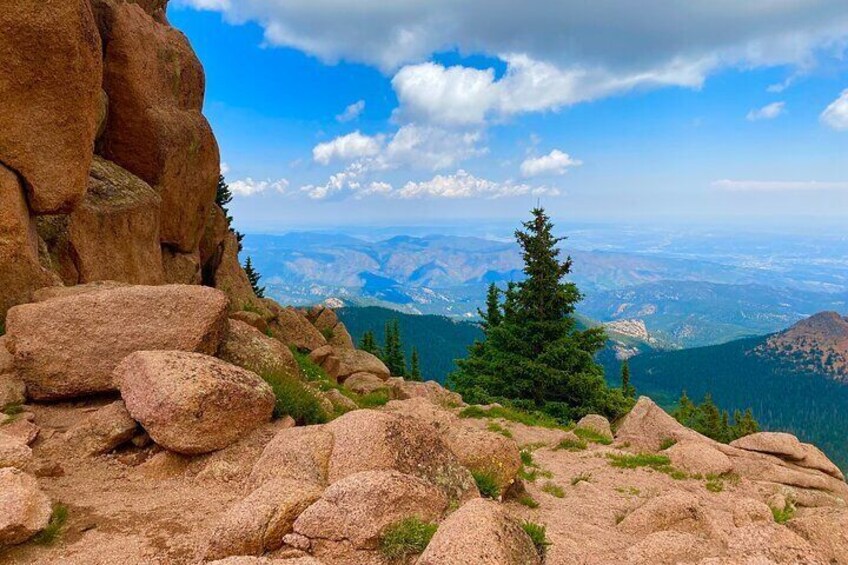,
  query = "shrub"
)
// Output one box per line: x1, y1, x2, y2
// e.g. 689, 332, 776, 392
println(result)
541, 482, 564, 498
472, 470, 501, 499
521, 520, 550, 557
573, 427, 613, 445
556, 437, 587, 452
290, 348, 331, 382
320, 327, 334, 341
260, 367, 328, 425
771, 501, 796, 524
34, 504, 68, 545
379, 517, 438, 561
